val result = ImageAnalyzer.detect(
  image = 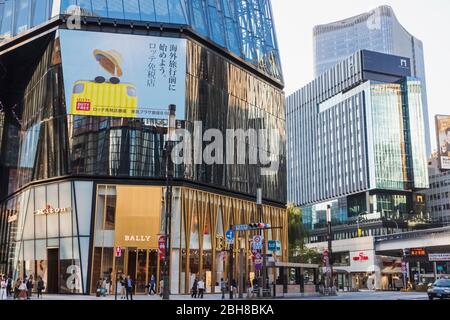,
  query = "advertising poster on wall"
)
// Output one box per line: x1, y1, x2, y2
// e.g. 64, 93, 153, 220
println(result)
436, 115, 450, 170
59, 30, 186, 120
